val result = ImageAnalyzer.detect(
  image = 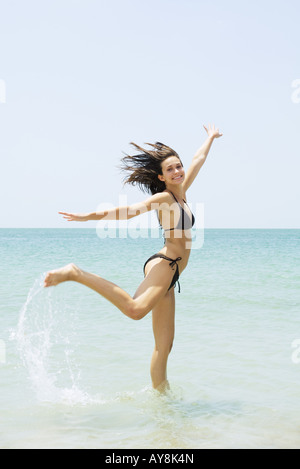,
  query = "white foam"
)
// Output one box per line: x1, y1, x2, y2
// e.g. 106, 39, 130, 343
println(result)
13, 275, 96, 406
